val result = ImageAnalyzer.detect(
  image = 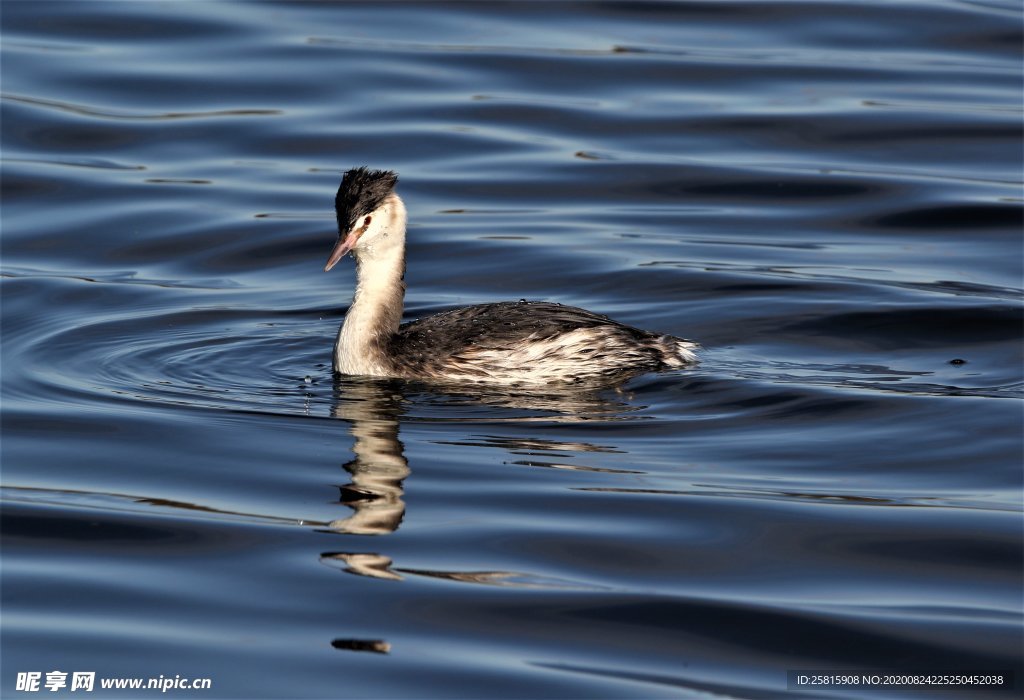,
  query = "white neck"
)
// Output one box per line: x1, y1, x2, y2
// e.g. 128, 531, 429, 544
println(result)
334, 194, 408, 376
